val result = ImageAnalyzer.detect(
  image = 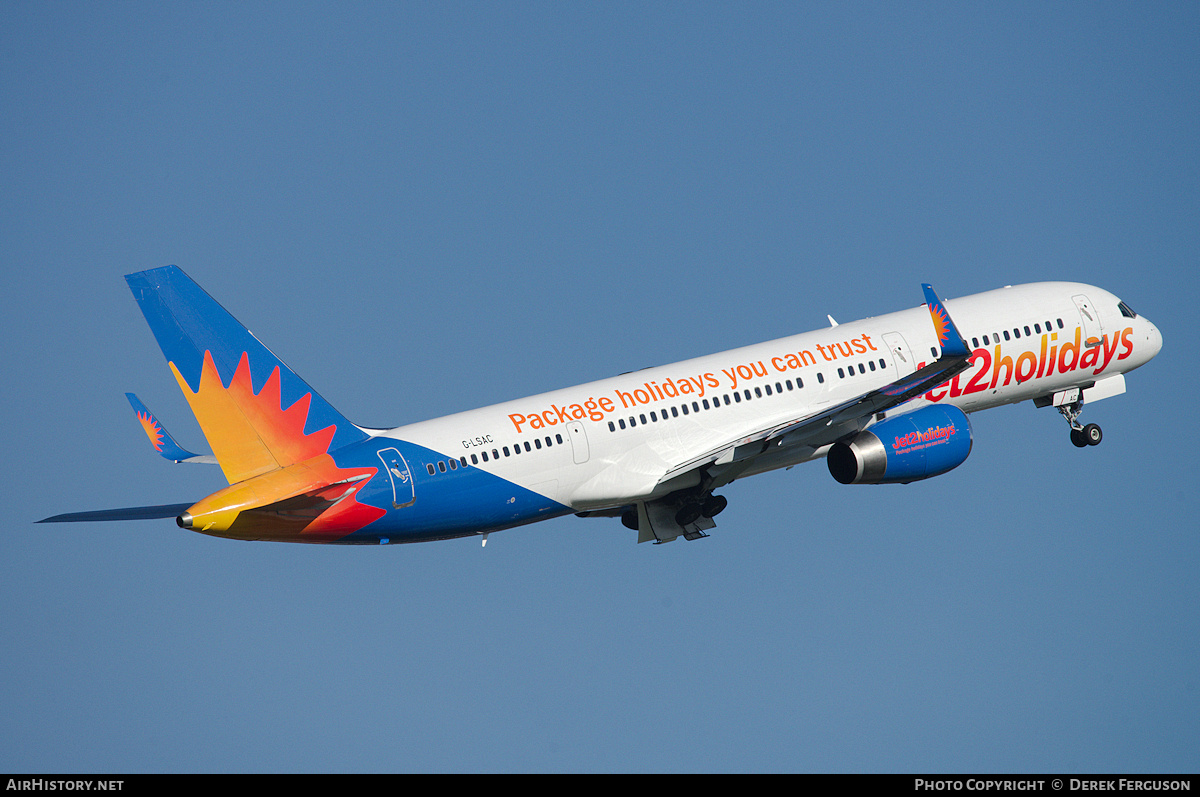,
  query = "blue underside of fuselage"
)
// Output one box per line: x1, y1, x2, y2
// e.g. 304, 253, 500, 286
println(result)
328, 437, 572, 544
